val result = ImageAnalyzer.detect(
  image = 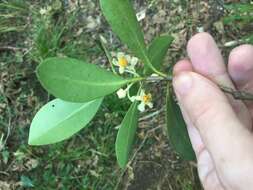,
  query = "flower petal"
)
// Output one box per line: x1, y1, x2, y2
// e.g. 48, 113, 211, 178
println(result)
119, 67, 125, 74
140, 90, 145, 97
125, 55, 131, 62
111, 52, 117, 57
40, 8, 47, 15
117, 89, 127, 99
117, 52, 125, 59
130, 57, 138, 66
147, 102, 153, 109
112, 58, 119, 66
138, 102, 145, 112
